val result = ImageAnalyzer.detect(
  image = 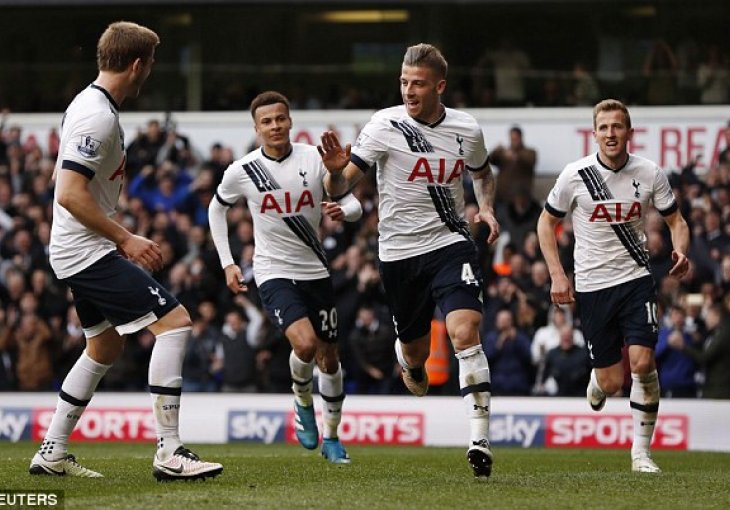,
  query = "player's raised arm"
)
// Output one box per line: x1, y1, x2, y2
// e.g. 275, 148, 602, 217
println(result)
318, 130, 365, 199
